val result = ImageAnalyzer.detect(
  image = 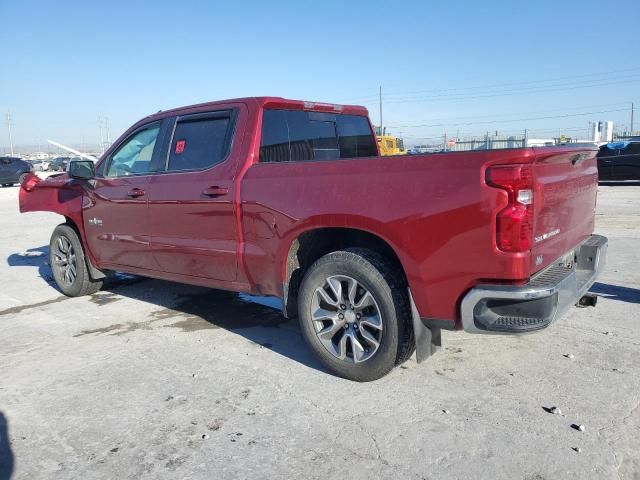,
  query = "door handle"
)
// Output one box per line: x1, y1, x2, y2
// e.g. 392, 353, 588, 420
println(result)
202, 186, 229, 197
127, 188, 146, 198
